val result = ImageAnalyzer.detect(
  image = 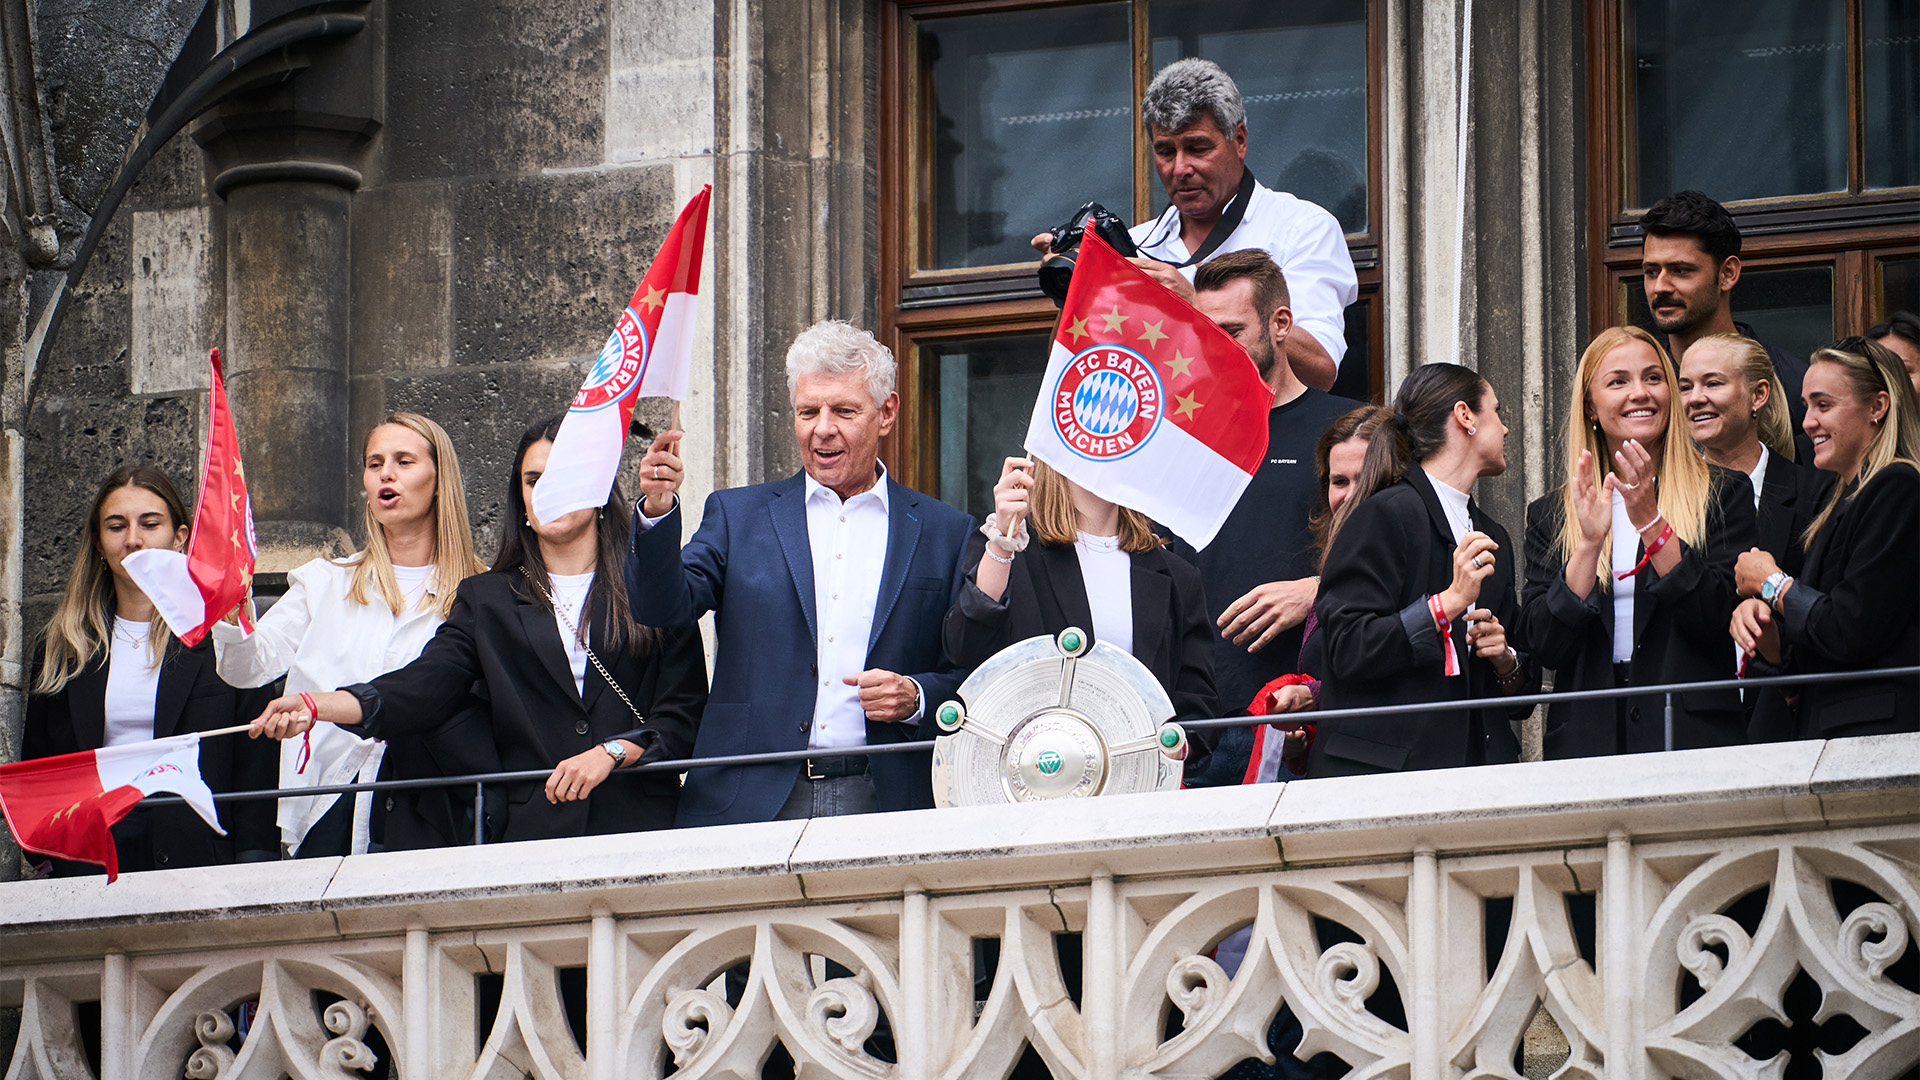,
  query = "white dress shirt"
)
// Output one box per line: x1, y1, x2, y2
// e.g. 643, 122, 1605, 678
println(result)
804, 470, 909, 750
1130, 180, 1359, 369
1610, 491, 1638, 664
1748, 444, 1771, 510
212, 555, 450, 853
1429, 476, 1473, 673
102, 618, 161, 748
1074, 532, 1133, 656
